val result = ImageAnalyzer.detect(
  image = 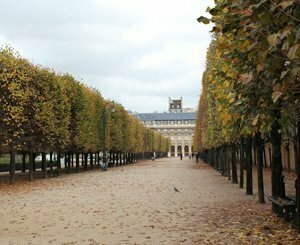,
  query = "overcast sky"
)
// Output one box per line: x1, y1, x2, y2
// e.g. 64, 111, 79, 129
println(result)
0, 0, 213, 113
